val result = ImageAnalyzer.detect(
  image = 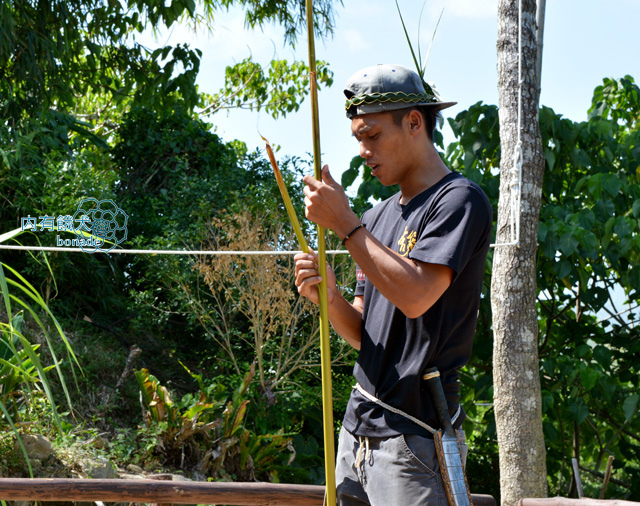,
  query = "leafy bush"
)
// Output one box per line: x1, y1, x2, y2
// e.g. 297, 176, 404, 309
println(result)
136, 364, 295, 481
